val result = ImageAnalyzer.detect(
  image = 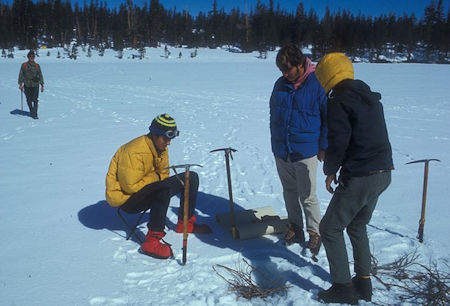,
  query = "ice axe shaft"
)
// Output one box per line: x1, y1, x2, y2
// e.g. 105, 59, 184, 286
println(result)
210, 147, 238, 239
182, 169, 190, 265
406, 158, 440, 243
165, 163, 203, 265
